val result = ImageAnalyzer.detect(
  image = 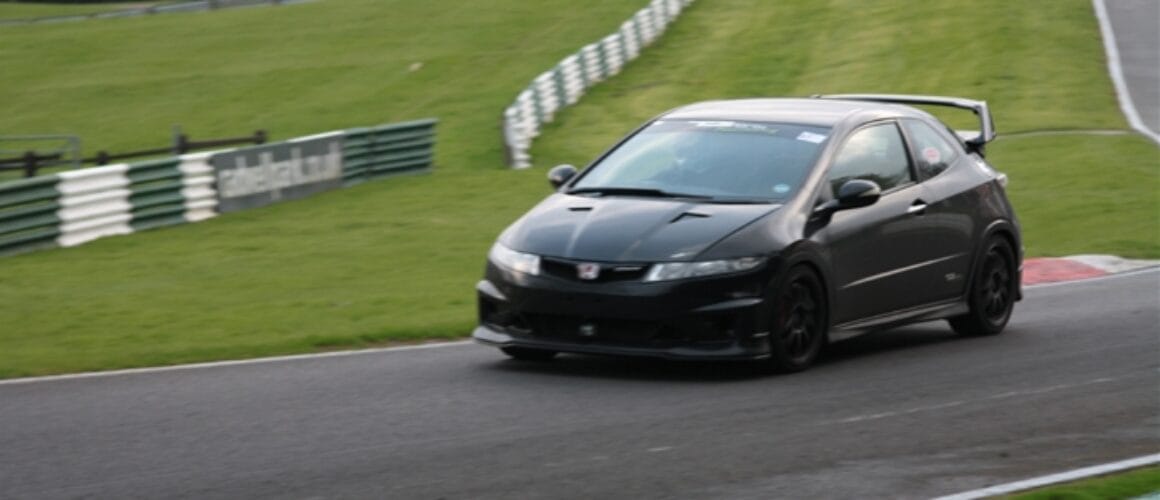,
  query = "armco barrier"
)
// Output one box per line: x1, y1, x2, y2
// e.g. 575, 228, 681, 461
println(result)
343, 119, 437, 186
177, 152, 219, 223
126, 158, 188, 231
47, 154, 225, 249
0, 118, 437, 257
0, 176, 61, 256
502, 0, 696, 168
55, 164, 133, 248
